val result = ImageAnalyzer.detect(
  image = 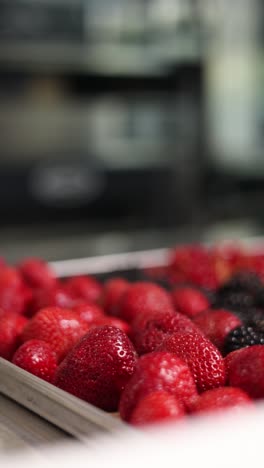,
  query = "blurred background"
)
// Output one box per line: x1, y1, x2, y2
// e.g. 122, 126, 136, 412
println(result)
0, 0, 263, 261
